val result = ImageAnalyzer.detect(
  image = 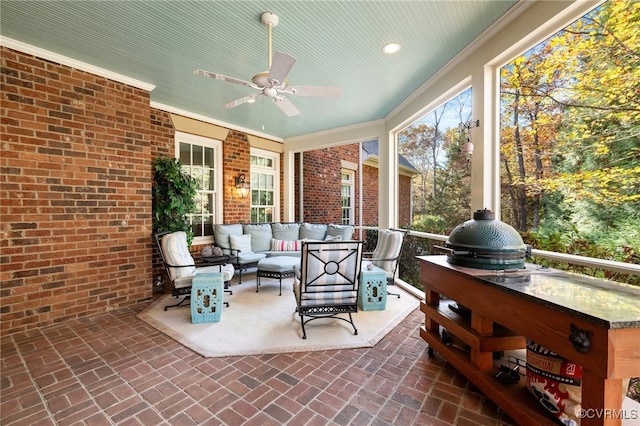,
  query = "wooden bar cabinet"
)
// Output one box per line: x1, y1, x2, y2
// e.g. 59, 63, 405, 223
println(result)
419, 255, 640, 426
